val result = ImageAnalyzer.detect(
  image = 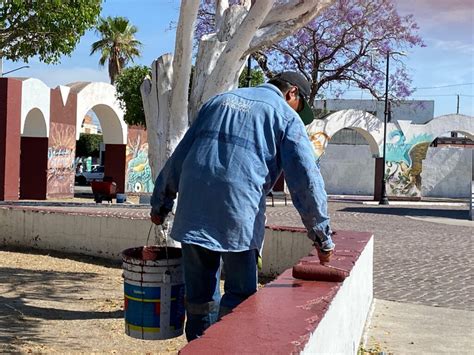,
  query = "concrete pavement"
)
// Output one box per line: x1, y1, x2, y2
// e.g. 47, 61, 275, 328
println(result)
363, 299, 473, 354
